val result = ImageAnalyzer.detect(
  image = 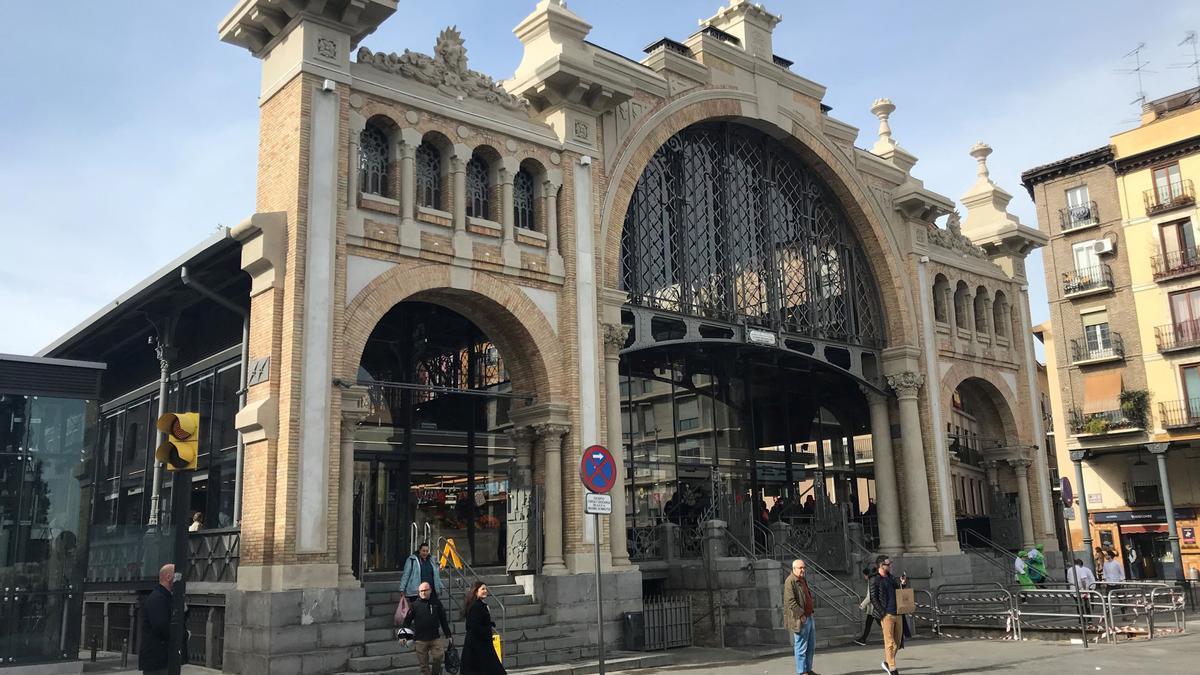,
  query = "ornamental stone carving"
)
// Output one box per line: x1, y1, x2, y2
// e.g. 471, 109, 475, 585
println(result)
603, 324, 631, 353
858, 383, 889, 406
356, 27, 529, 112
533, 422, 571, 444
927, 210, 988, 260
885, 371, 924, 397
